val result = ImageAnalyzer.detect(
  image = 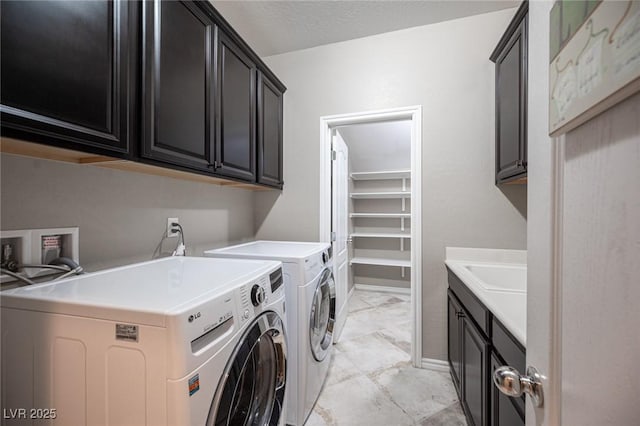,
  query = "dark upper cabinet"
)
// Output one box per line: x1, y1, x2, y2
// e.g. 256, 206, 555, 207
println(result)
214, 31, 257, 182
490, 1, 528, 184
257, 71, 284, 188
0, 0, 136, 157
141, 0, 215, 171
1, 0, 285, 189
